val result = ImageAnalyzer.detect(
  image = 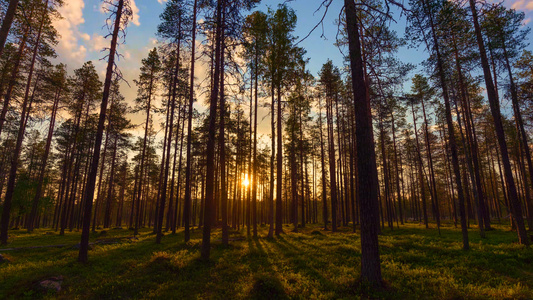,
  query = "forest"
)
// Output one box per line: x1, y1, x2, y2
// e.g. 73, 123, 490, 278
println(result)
0, 0, 533, 298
